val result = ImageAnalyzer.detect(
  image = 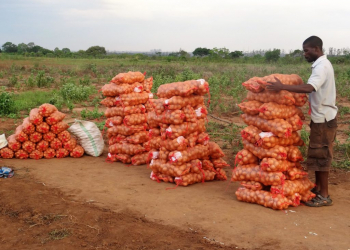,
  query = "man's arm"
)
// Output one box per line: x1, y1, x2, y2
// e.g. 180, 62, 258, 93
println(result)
266, 77, 315, 93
